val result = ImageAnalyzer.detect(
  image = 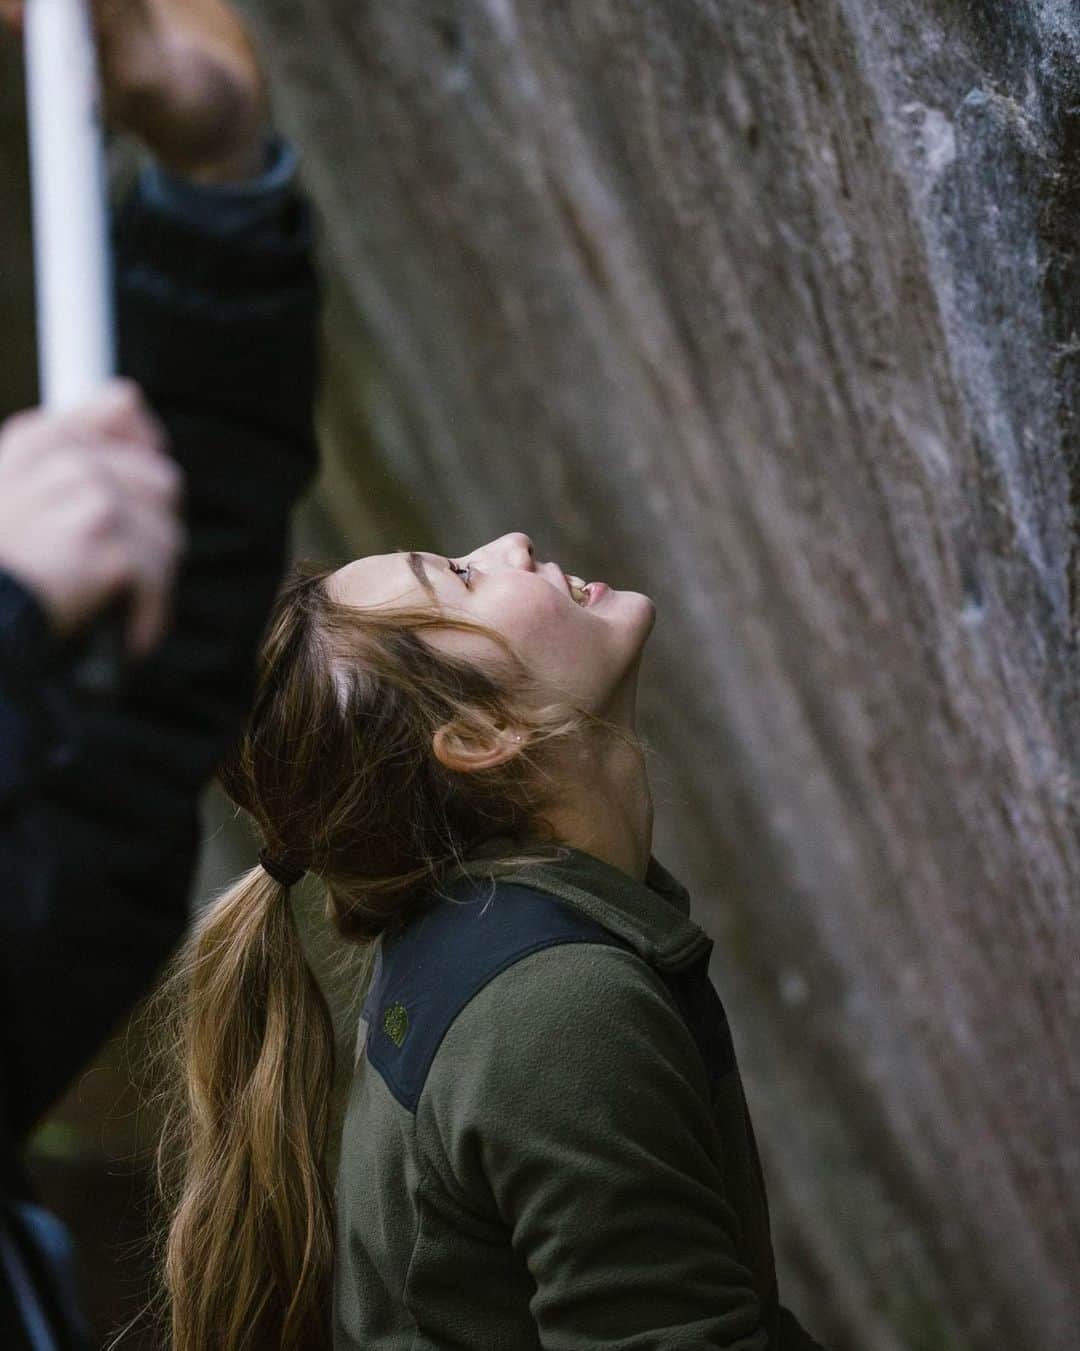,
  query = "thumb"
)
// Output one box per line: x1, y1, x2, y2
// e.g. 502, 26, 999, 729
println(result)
69, 379, 166, 454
